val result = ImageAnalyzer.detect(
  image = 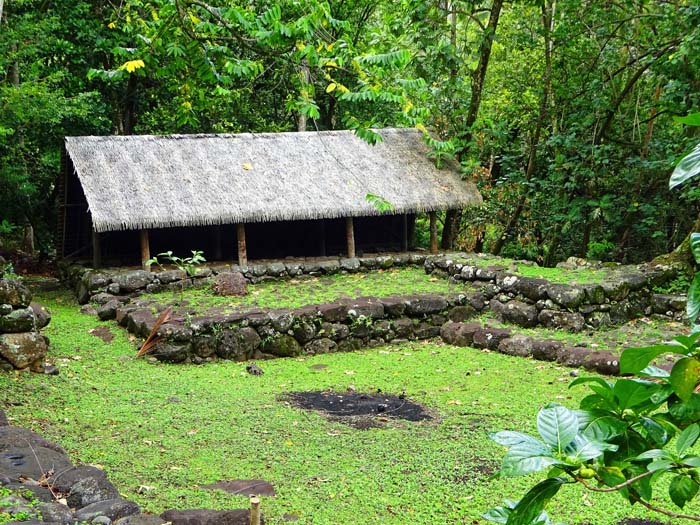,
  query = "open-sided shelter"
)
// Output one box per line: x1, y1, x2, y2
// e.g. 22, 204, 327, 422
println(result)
58, 128, 482, 267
